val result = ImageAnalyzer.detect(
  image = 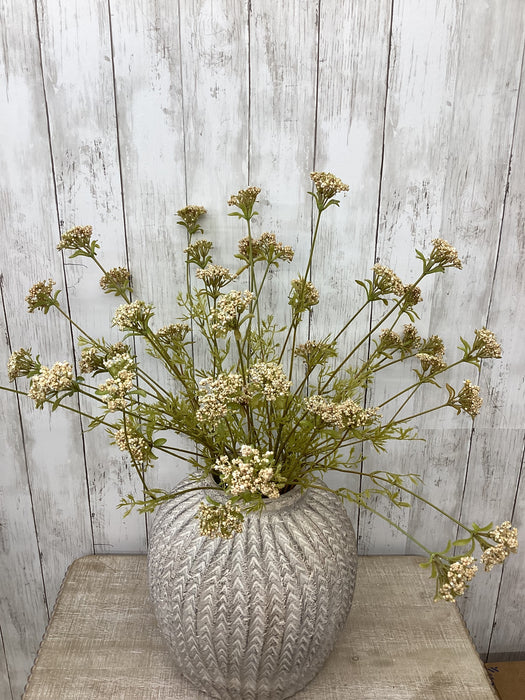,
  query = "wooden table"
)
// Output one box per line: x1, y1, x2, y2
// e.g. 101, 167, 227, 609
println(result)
23, 555, 497, 699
